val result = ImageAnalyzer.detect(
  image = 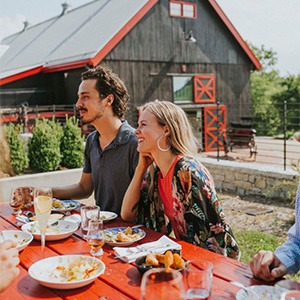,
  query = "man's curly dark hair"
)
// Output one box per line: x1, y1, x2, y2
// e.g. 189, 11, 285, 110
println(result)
81, 65, 130, 118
